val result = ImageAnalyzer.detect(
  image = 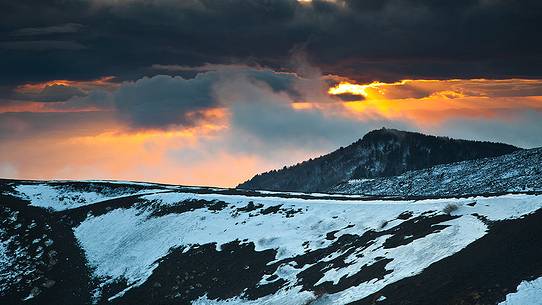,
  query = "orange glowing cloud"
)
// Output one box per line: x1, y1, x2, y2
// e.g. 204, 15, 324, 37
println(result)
0, 101, 108, 113
328, 80, 409, 100
14, 76, 119, 96
327, 79, 542, 127
2, 76, 120, 113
